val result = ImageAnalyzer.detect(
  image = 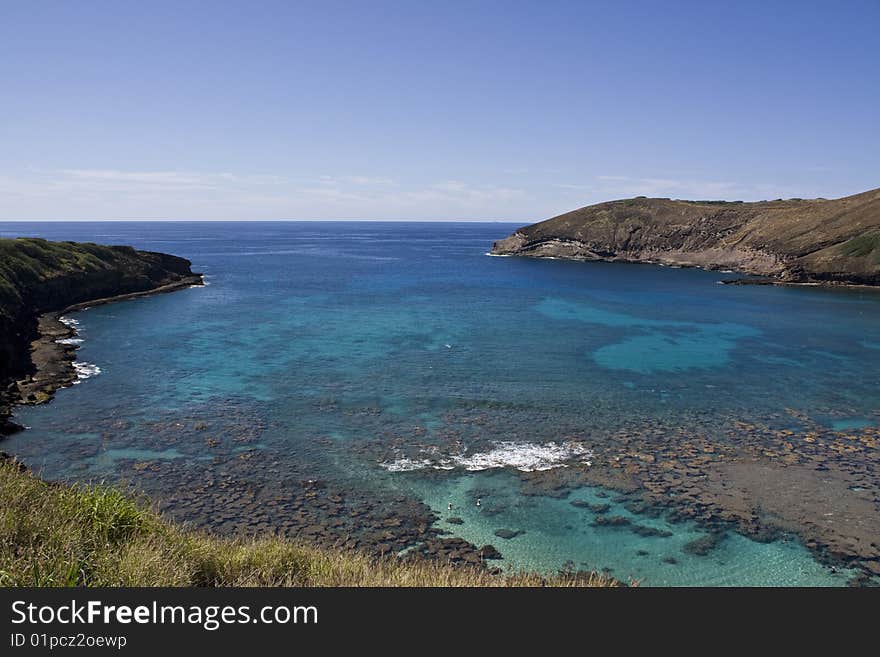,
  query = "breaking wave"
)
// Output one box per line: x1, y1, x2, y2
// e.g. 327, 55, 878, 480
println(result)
72, 362, 101, 383
380, 441, 593, 473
